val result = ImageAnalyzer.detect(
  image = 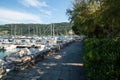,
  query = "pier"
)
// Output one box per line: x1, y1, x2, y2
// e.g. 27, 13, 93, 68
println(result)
16, 45, 41, 48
